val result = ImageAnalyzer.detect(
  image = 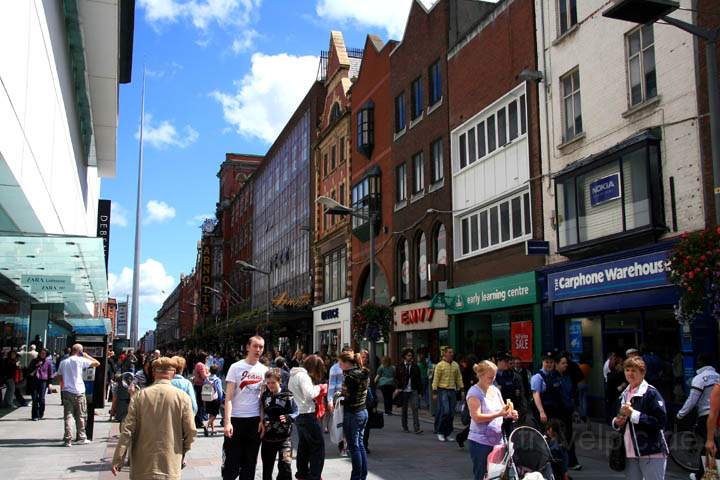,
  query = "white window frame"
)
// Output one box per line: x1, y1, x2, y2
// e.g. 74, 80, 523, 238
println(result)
561, 68, 583, 142
396, 163, 407, 203
557, 0, 578, 36
455, 189, 533, 260
431, 138, 443, 183
625, 24, 657, 107
452, 83, 528, 175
